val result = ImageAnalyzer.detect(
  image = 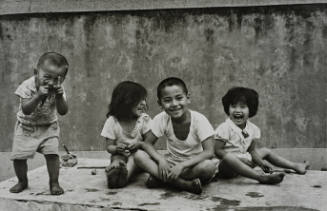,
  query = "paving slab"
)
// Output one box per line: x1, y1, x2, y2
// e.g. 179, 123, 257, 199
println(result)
0, 158, 325, 211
